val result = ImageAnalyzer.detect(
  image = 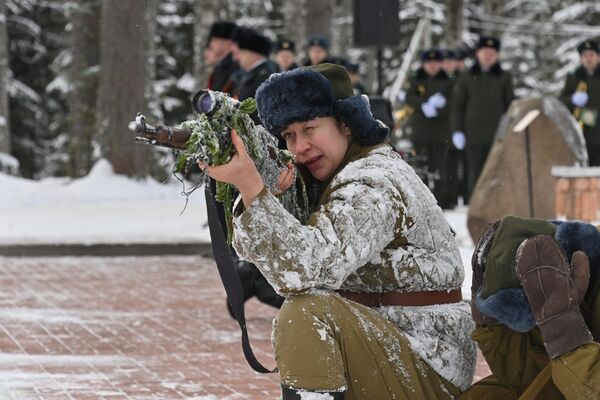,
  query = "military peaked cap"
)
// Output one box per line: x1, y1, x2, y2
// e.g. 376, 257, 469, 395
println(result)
307, 35, 330, 50
421, 49, 443, 62
275, 39, 296, 53
578, 40, 599, 54
477, 36, 501, 51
